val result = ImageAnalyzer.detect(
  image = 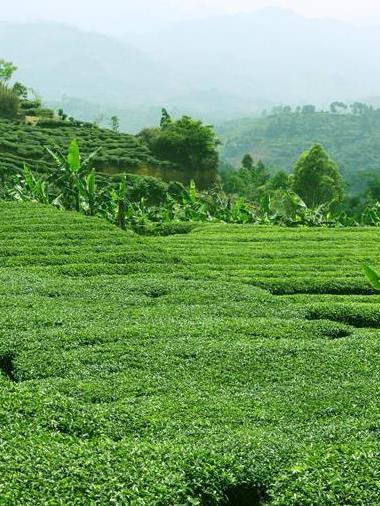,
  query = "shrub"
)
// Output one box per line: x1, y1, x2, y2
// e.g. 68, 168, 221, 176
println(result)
0, 84, 19, 120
